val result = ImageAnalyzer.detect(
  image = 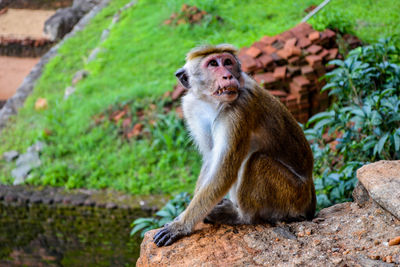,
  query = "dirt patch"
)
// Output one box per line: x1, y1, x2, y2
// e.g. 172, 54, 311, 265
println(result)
0, 56, 40, 100
0, 9, 55, 39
